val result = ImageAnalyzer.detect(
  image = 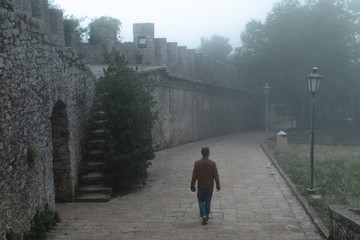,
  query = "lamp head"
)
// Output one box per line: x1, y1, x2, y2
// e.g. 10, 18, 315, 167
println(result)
306, 67, 322, 95
264, 82, 270, 96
